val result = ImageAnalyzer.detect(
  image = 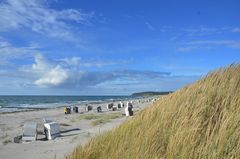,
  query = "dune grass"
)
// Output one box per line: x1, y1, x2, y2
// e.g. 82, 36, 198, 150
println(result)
67, 64, 240, 159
